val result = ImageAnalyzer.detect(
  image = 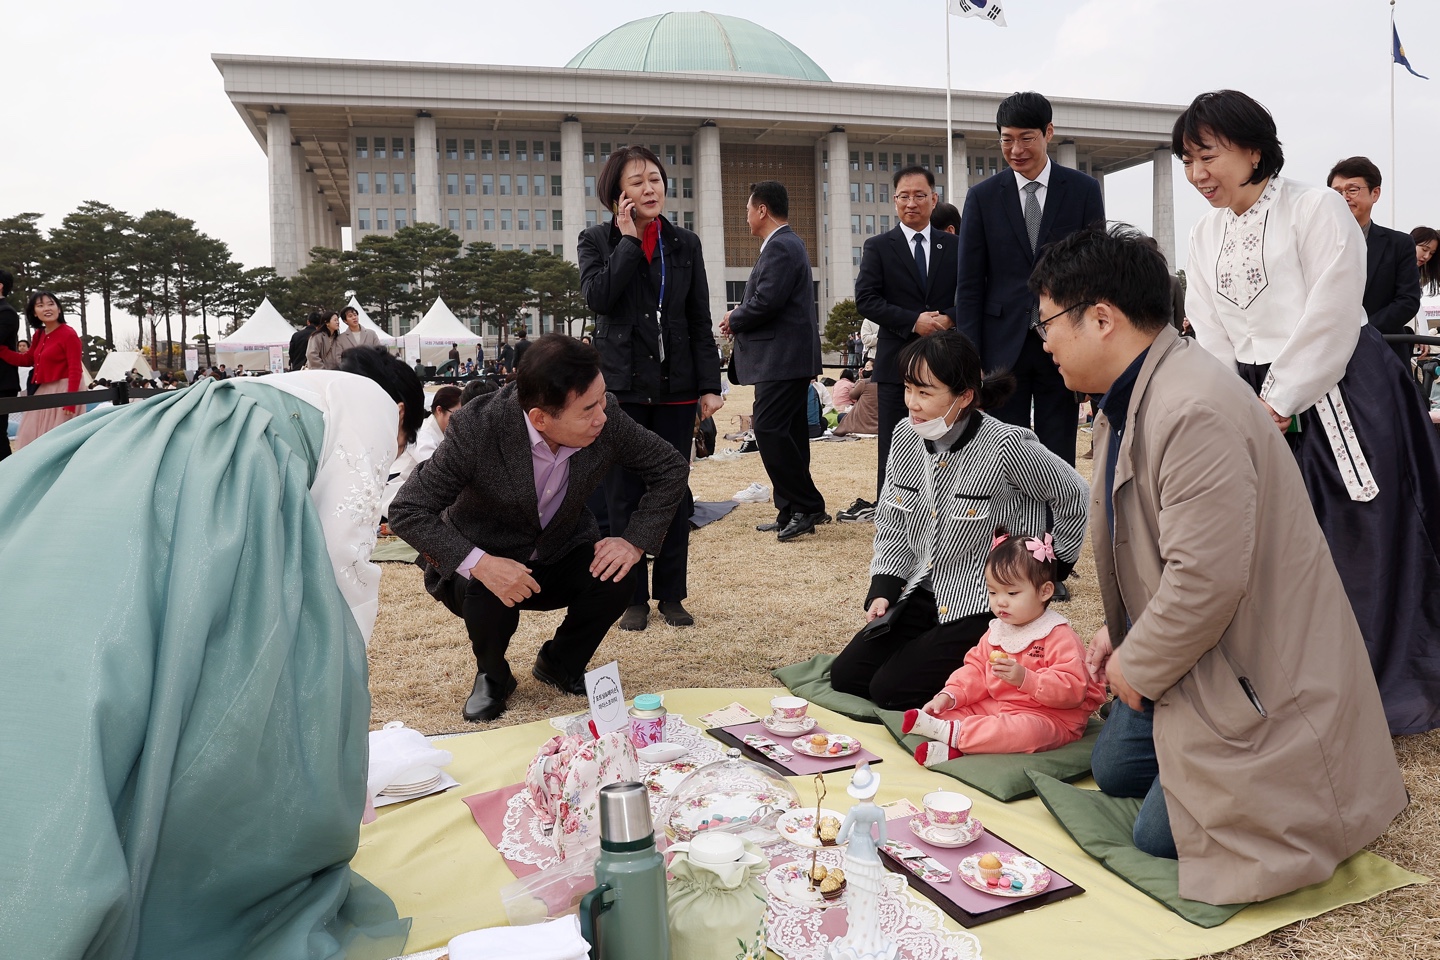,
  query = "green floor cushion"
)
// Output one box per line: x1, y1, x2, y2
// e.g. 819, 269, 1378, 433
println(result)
1026, 771, 1247, 927
771, 654, 884, 723
875, 711, 1101, 802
